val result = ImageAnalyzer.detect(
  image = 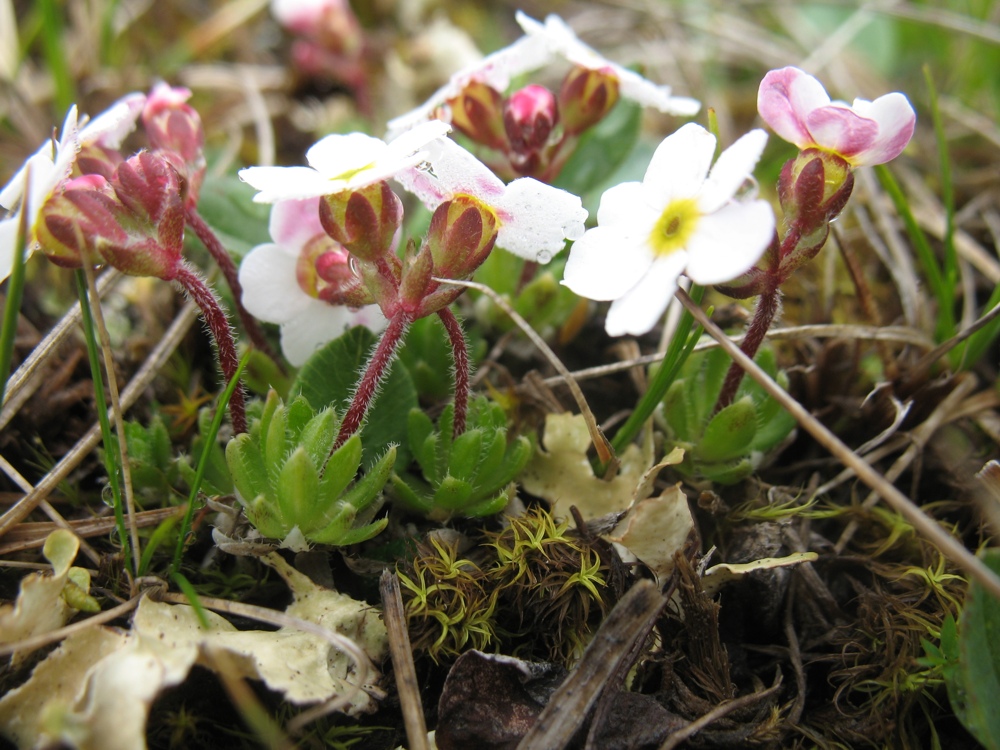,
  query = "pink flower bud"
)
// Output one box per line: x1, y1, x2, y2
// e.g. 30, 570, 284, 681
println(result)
142, 83, 206, 201
503, 84, 558, 155
448, 81, 509, 152
318, 181, 402, 262
558, 65, 620, 136
272, 0, 361, 55
296, 233, 373, 307
425, 195, 498, 281
758, 67, 915, 167
35, 175, 123, 270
